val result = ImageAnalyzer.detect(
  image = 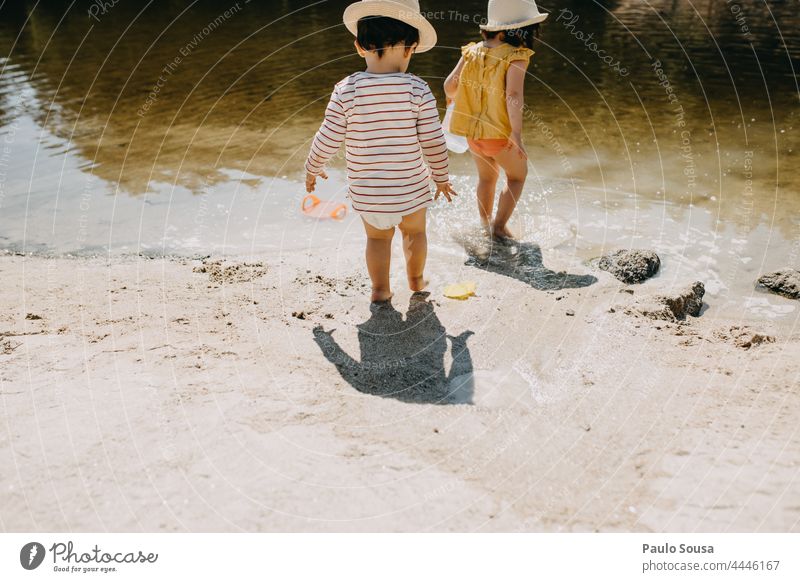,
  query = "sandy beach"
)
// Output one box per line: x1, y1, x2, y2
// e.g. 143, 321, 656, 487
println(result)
2, 246, 798, 532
